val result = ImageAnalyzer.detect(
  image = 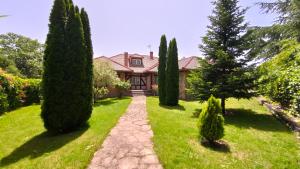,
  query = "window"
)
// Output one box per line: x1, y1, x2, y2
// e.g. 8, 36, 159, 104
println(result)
131, 76, 140, 85
131, 58, 142, 66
